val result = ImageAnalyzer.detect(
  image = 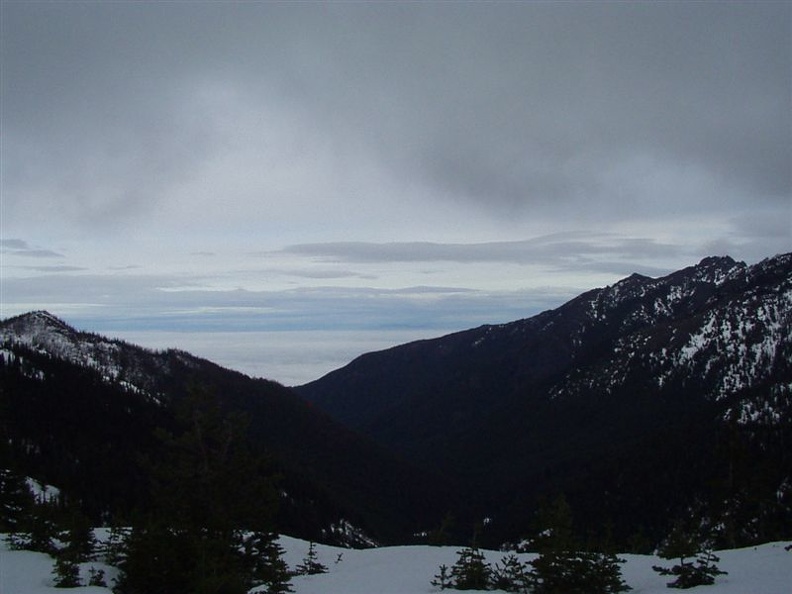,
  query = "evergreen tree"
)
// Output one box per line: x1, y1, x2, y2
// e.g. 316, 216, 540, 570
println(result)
532, 494, 576, 549
491, 553, 530, 593
60, 507, 97, 563
427, 512, 456, 546
8, 498, 61, 554
294, 541, 328, 575
526, 495, 630, 594
0, 467, 35, 532
116, 387, 286, 594
448, 545, 492, 590
652, 520, 727, 589
116, 520, 199, 594
242, 532, 293, 593
52, 554, 81, 588
431, 564, 452, 590
49, 507, 97, 590
100, 523, 130, 567
575, 551, 632, 593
